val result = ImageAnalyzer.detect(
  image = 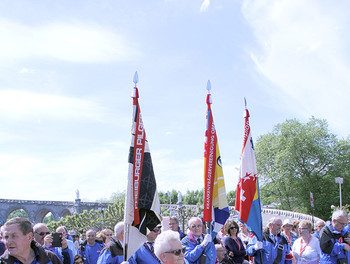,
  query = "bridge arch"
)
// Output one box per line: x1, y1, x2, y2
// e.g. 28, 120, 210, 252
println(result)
5, 207, 30, 220
34, 208, 59, 223
60, 209, 72, 219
